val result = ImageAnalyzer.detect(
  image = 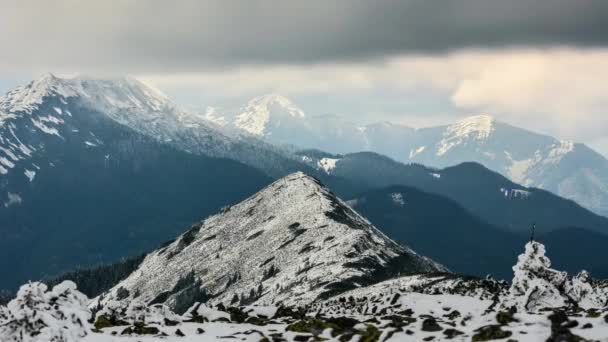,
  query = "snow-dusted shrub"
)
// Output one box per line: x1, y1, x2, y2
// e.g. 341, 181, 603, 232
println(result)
565, 271, 608, 308
146, 304, 182, 325
503, 241, 608, 311
124, 300, 181, 326
0, 281, 90, 342
182, 302, 230, 322
505, 241, 568, 311
125, 299, 148, 324
95, 296, 181, 328
95, 297, 129, 322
